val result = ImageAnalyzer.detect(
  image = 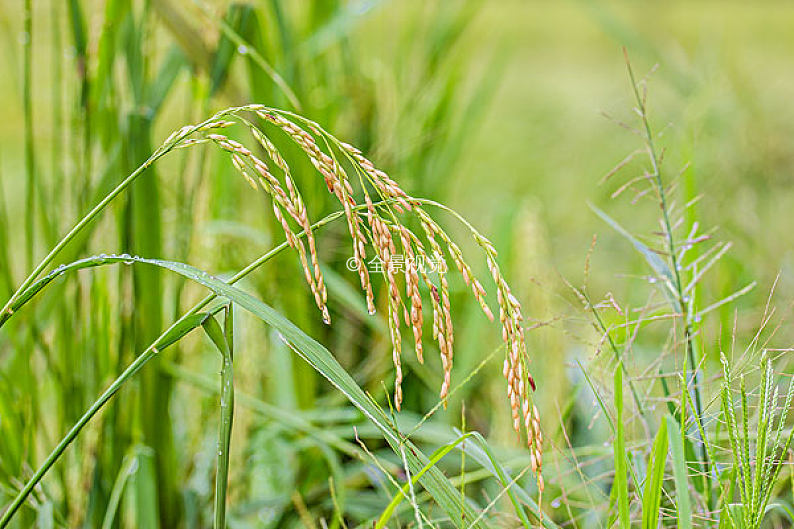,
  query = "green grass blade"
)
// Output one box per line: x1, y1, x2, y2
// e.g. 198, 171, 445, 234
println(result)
209, 4, 254, 96
100, 453, 137, 529
128, 446, 159, 528
463, 431, 535, 529
455, 432, 557, 528
642, 419, 668, 529
375, 432, 474, 528
666, 415, 692, 529
203, 308, 235, 529
23, 0, 35, 271
613, 365, 630, 529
